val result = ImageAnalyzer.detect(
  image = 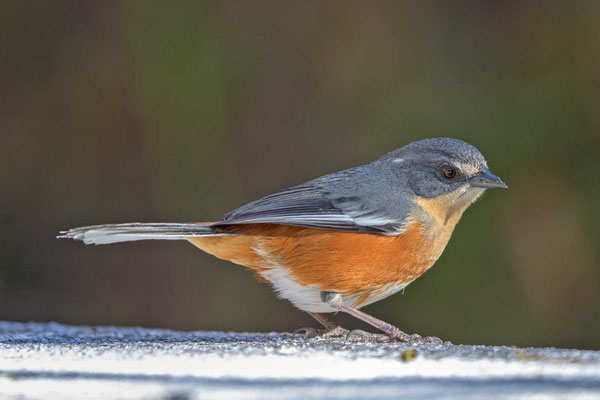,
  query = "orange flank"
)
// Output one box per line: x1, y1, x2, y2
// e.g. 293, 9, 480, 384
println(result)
187, 222, 438, 297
